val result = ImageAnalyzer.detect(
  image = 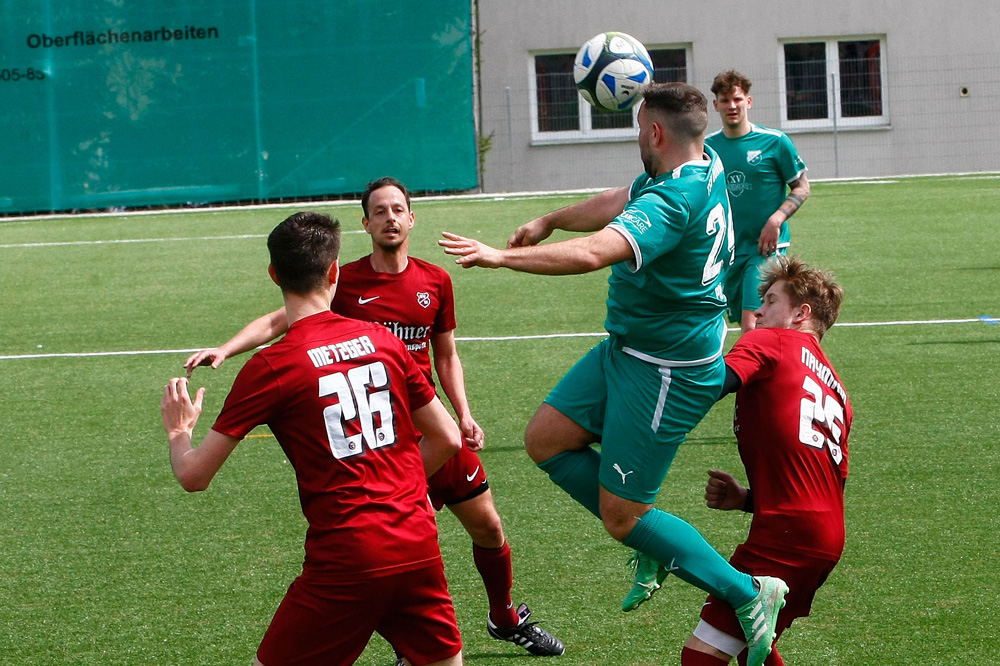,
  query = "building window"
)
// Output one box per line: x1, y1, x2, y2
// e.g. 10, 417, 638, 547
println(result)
534, 53, 579, 133
531, 46, 689, 144
780, 37, 888, 131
